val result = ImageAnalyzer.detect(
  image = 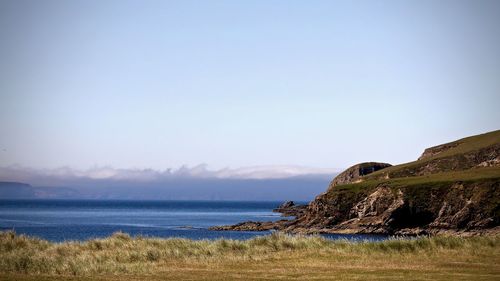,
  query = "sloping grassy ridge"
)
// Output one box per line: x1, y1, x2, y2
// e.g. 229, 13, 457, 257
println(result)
364, 130, 500, 180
